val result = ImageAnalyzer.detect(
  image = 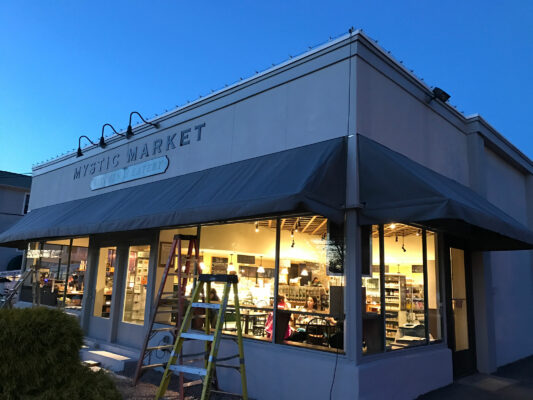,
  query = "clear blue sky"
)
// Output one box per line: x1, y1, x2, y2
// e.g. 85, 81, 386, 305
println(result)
0, 1, 532, 174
